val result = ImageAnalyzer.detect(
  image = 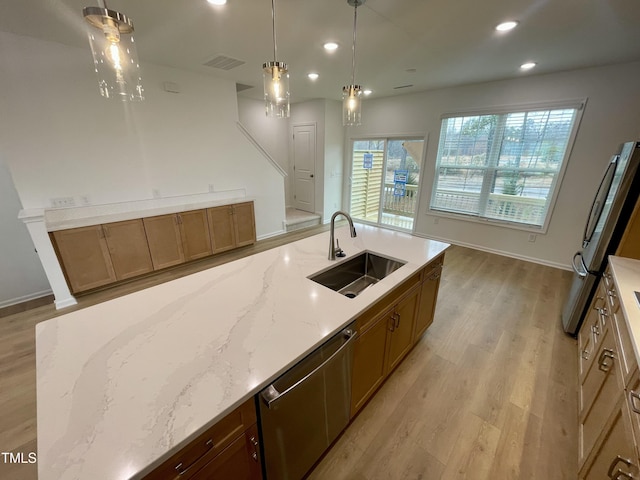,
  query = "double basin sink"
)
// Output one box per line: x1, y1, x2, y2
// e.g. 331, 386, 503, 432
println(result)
308, 251, 406, 298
